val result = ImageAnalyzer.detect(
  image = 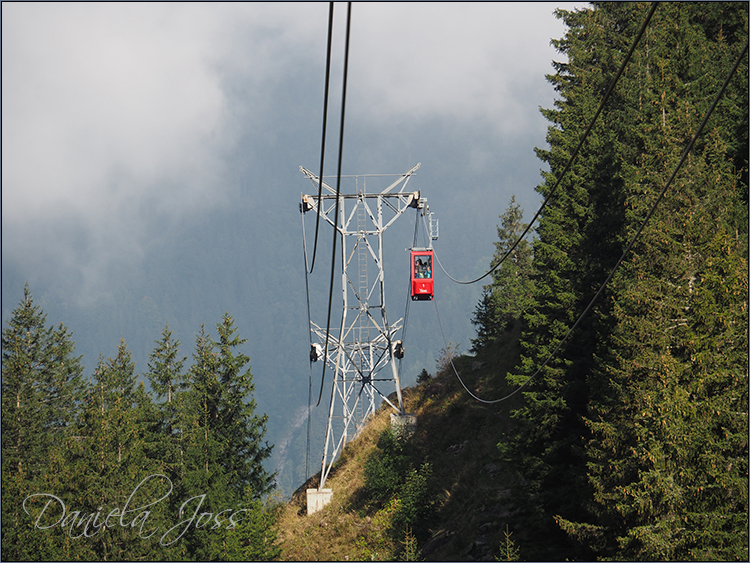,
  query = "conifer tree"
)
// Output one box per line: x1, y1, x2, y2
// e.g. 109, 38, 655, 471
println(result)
208, 497, 281, 561
502, 4, 636, 557
576, 142, 749, 559
1, 285, 86, 561
503, 2, 748, 560
471, 196, 534, 352
1, 284, 86, 477
45, 340, 170, 561
179, 314, 274, 559
144, 325, 188, 483
558, 4, 749, 559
